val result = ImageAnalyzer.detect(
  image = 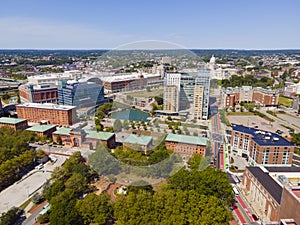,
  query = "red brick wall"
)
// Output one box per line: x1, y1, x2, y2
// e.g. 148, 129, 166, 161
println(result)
165, 141, 206, 156
17, 106, 76, 126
